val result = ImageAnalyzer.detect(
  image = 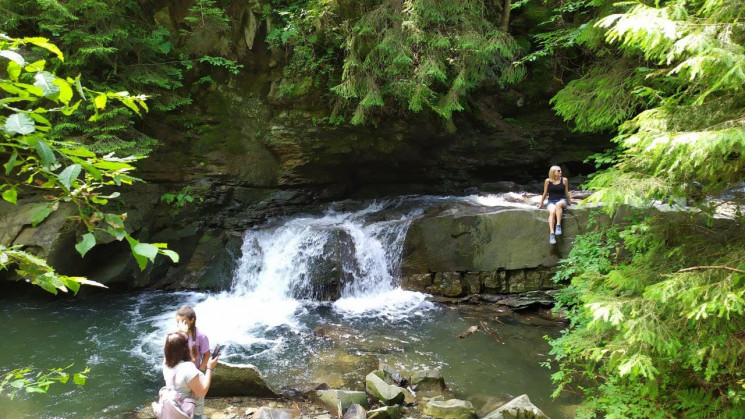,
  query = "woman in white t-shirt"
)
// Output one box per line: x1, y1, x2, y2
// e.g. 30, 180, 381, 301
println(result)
162, 331, 219, 419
